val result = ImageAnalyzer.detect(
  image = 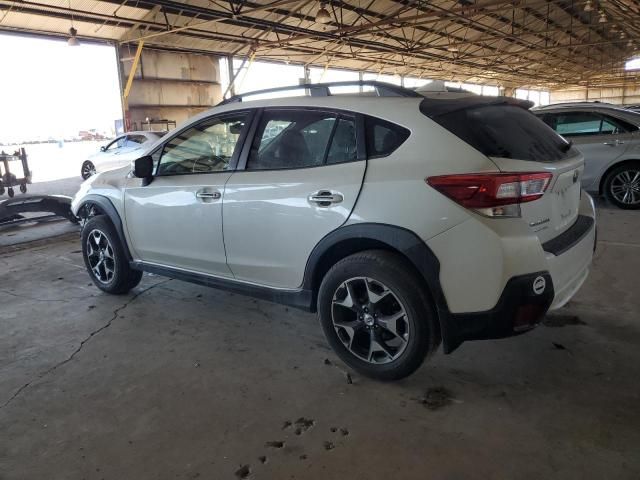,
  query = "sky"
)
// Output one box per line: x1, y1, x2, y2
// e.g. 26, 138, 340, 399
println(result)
627, 57, 640, 71
0, 34, 122, 143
